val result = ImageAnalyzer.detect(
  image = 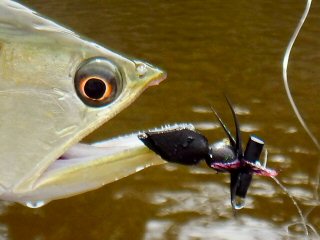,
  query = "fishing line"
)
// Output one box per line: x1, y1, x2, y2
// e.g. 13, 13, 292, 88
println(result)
282, 0, 316, 150
281, 0, 320, 238
282, 0, 320, 200
271, 176, 309, 238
